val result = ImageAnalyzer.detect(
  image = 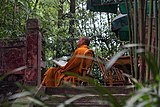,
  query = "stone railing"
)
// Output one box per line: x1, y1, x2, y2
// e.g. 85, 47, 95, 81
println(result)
0, 19, 43, 86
